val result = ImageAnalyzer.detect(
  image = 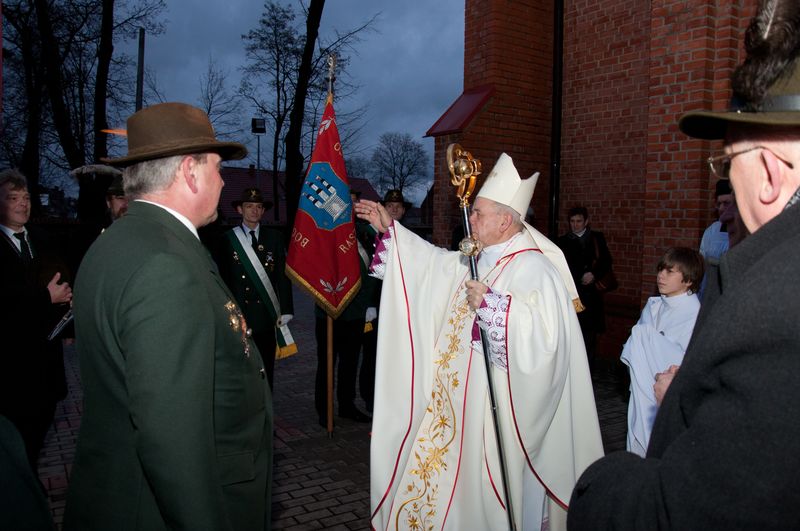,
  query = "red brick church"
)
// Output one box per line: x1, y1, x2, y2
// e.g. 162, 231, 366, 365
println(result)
425, 0, 756, 357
